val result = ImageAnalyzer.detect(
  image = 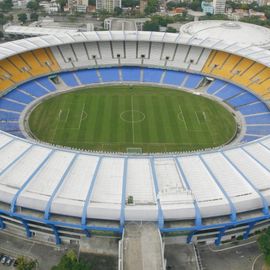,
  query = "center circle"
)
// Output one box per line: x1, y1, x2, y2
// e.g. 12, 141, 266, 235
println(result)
120, 110, 146, 123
